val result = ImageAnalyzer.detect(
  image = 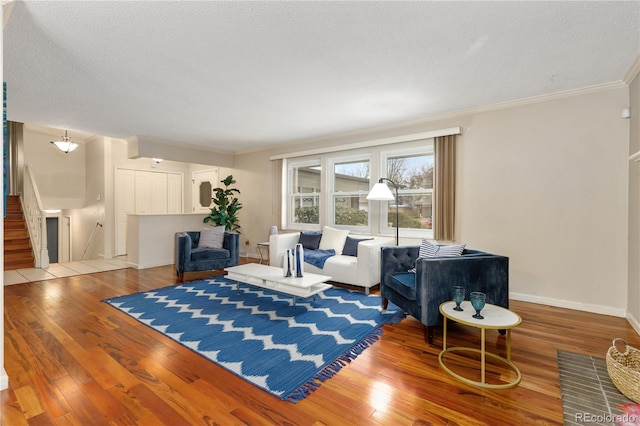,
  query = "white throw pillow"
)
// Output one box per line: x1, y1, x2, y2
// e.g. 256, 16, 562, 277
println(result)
318, 226, 350, 254
199, 227, 225, 249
